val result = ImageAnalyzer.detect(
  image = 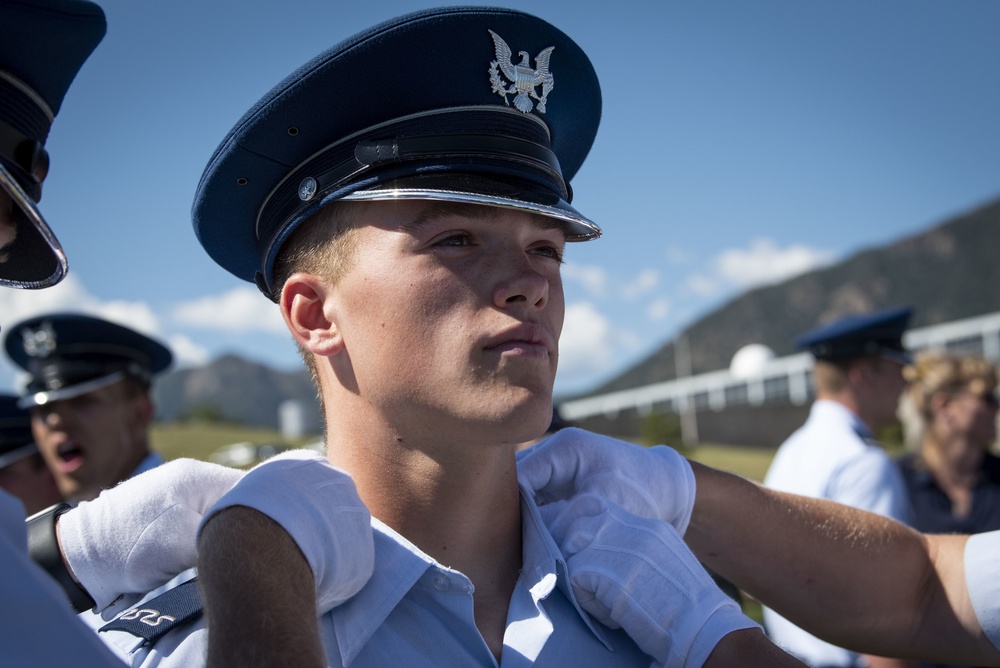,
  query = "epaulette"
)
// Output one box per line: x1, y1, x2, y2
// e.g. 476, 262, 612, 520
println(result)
100, 578, 203, 646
